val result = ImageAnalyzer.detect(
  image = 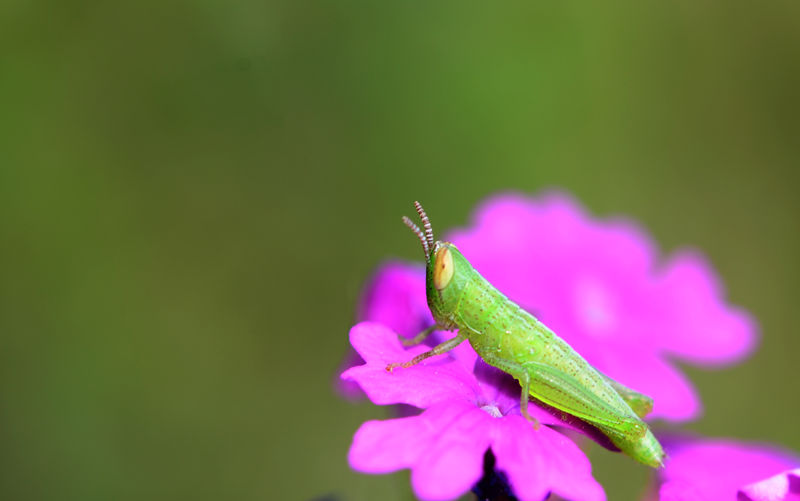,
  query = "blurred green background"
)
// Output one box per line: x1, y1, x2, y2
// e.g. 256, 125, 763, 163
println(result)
1, 1, 799, 500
